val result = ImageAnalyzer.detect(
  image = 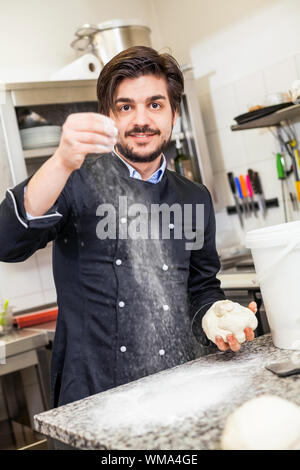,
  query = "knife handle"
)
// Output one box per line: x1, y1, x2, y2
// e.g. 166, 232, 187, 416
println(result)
295, 181, 300, 202
254, 171, 263, 194
248, 169, 262, 195
276, 153, 285, 179
235, 176, 243, 198
246, 174, 254, 197
227, 172, 236, 194
239, 175, 248, 197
